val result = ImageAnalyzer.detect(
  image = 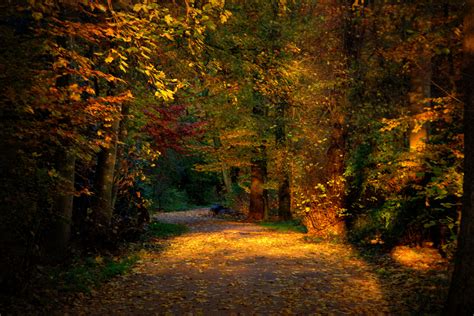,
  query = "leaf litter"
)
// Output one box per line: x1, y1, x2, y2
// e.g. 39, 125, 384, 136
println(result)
62, 209, 449, 315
